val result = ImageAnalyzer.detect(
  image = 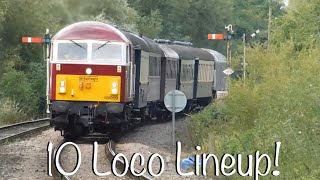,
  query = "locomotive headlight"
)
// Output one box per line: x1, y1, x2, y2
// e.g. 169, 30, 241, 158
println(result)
60, 81, 65, 87
112, 82, 117, 88
59, 80, 66, 94
111, 81, 118, 94
111, 88, 118, 95
86, 68, 92, 75
59, 87, 66, 93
